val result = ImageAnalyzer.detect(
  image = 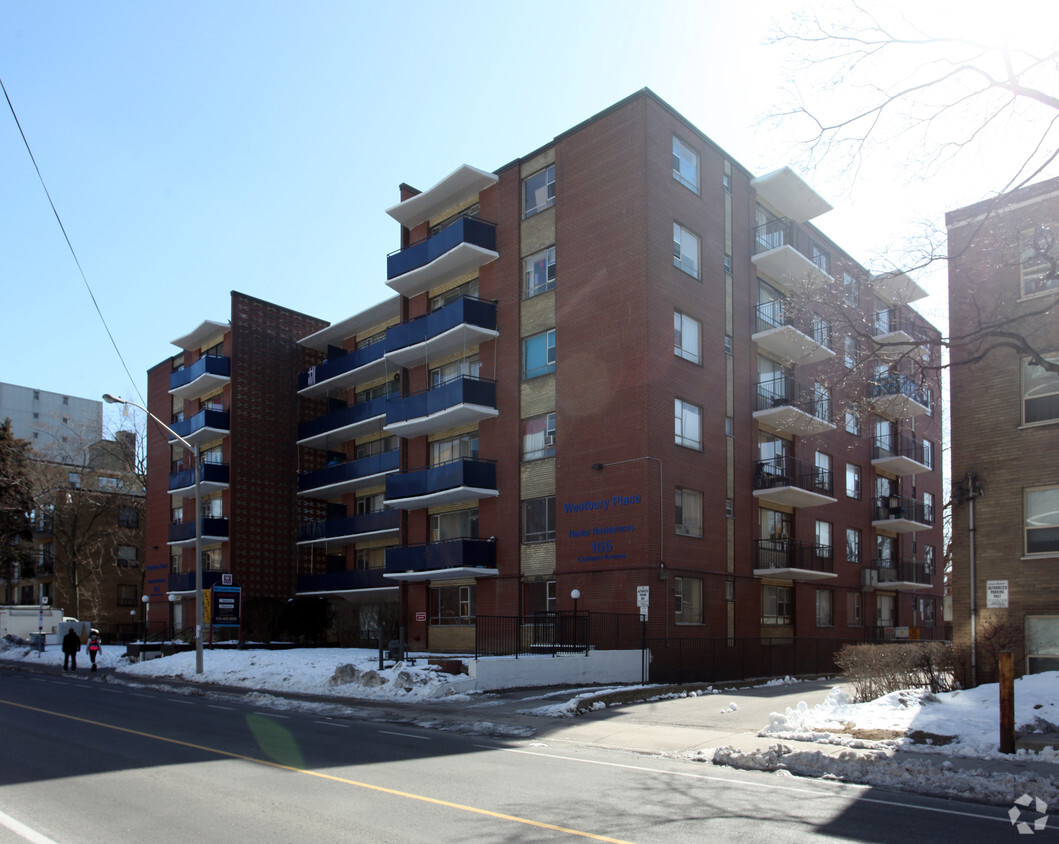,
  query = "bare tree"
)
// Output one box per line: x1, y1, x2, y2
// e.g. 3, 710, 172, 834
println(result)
0, 419, 35, 588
